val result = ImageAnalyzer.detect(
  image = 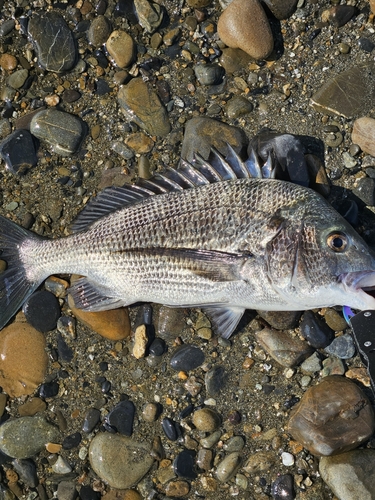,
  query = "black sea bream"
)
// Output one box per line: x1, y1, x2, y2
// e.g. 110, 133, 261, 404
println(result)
1, 147, 375, 338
